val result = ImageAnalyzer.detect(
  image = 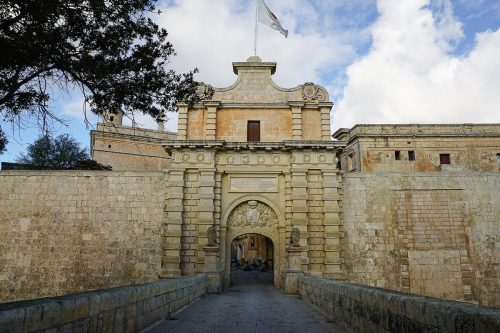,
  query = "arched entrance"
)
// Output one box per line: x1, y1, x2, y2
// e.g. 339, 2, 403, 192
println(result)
221, 198, 286, 288
230, 233, 274, 285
